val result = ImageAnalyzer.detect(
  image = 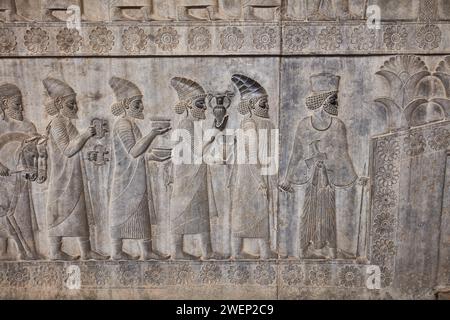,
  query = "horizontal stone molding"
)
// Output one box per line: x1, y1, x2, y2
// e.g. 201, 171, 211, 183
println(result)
0, 22, 449, 57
